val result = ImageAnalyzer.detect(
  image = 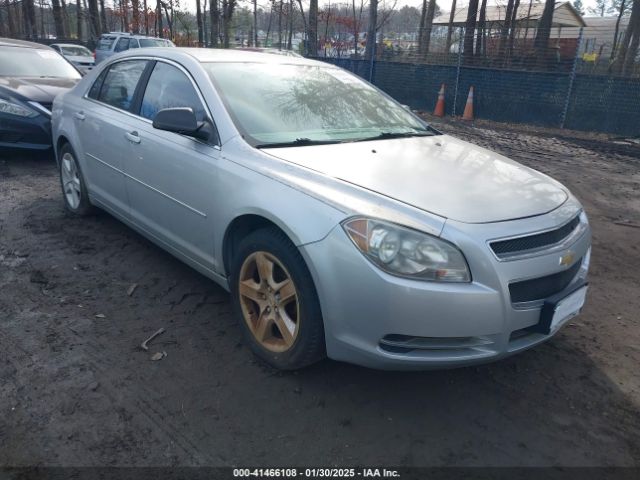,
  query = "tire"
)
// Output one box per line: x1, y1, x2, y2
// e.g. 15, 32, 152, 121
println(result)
58, 143, 94, 216
230, 226, 326, 370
